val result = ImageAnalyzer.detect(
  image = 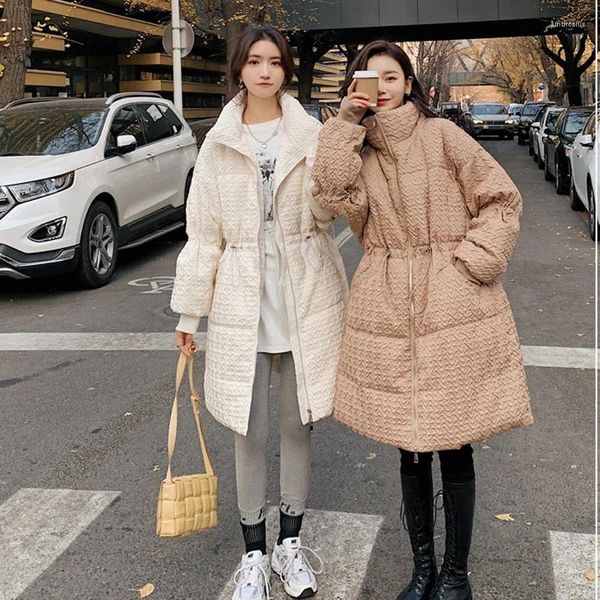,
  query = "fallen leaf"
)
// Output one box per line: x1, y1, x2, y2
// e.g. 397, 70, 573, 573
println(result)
153, 464, 160, 471
495, 513, 515, 522
123, 412, 133, 417
139, 583, 155, 597
366, 452, 377, 460
585, 569, 596, 582
37, 314, 44, 318
525, 522, 532, 526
